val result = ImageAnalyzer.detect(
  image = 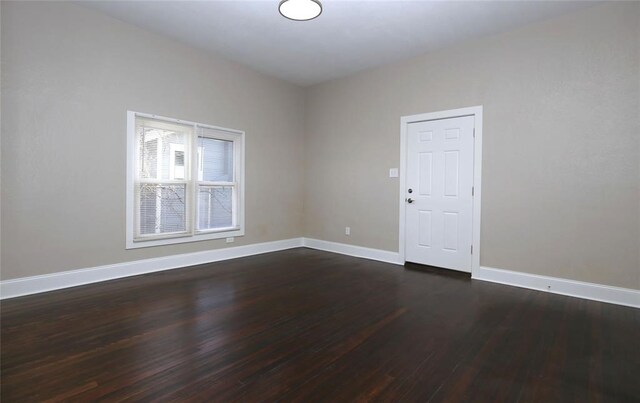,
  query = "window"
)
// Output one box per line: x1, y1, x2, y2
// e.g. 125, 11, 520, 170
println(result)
126, 111, 244, 248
